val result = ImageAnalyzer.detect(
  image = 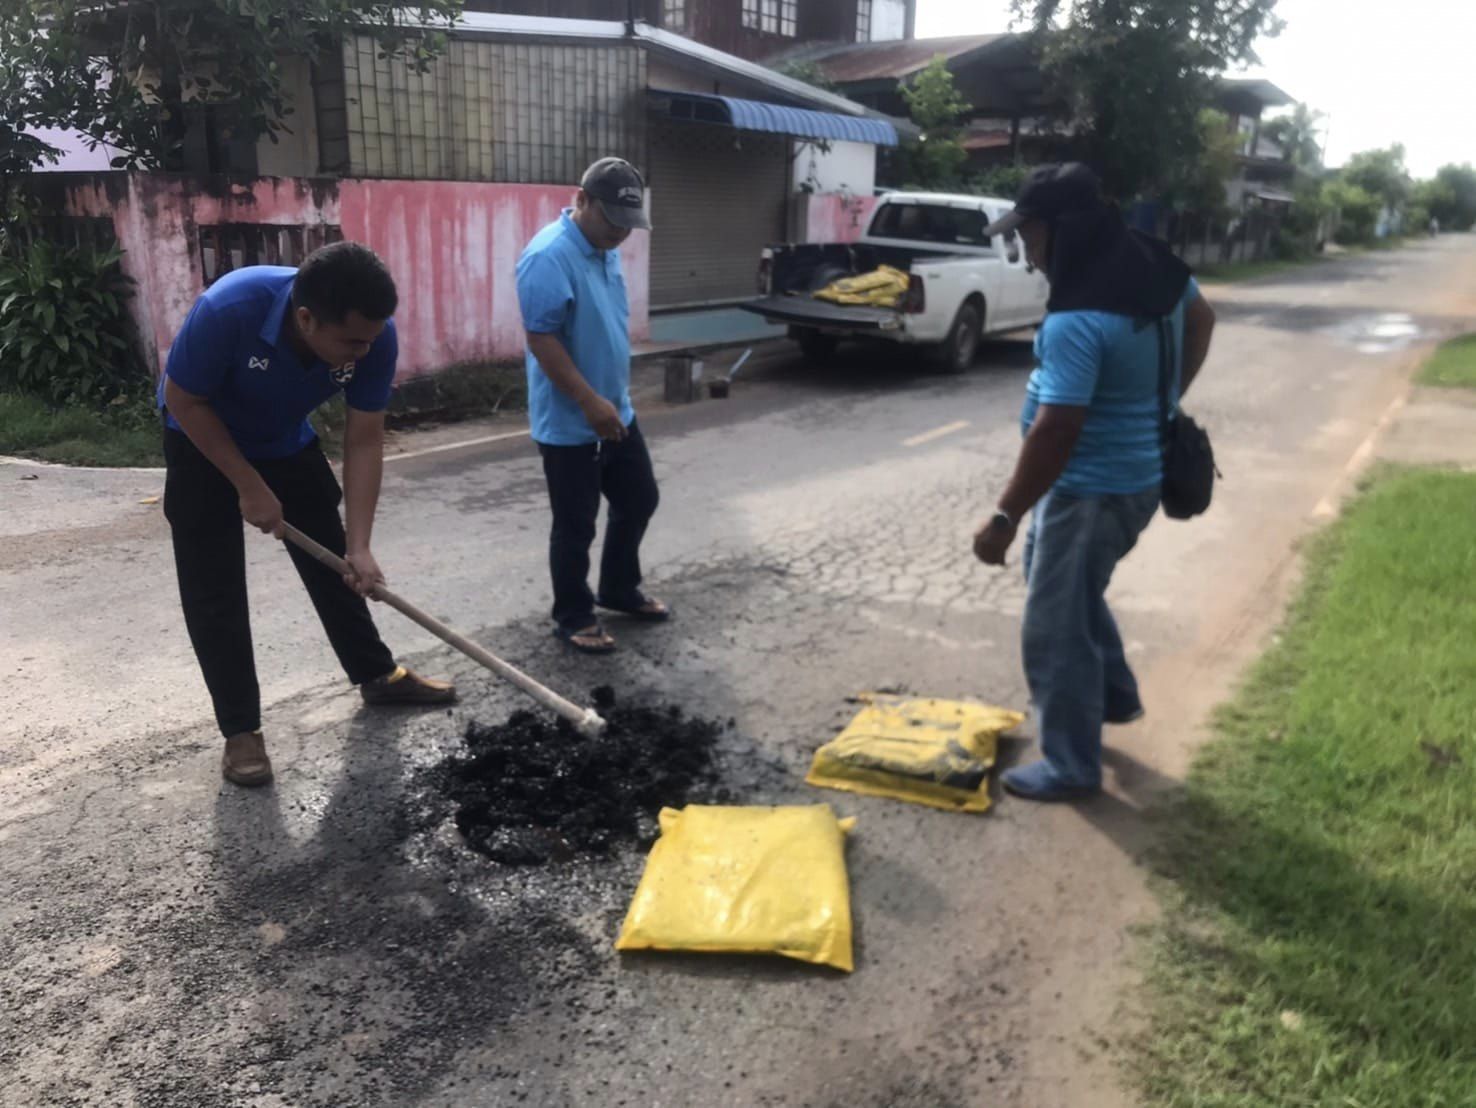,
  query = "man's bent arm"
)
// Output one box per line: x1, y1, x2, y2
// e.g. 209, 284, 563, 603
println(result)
997, 404, 1088, 522
1181, 293, 1216, 398
527, 332, 603, 409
